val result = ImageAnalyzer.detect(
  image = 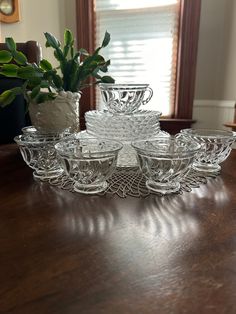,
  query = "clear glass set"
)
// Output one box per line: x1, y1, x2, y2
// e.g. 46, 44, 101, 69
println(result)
14, 84, 236, 195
